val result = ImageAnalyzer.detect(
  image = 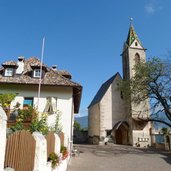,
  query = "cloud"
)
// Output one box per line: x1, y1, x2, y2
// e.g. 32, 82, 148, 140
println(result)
144, 1, 163, 15
145, 3, 155, 14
